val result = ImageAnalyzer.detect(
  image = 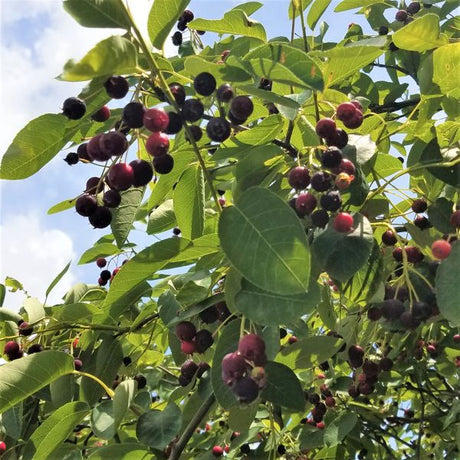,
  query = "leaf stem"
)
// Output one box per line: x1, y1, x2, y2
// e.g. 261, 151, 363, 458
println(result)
168, 393, 216, 460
